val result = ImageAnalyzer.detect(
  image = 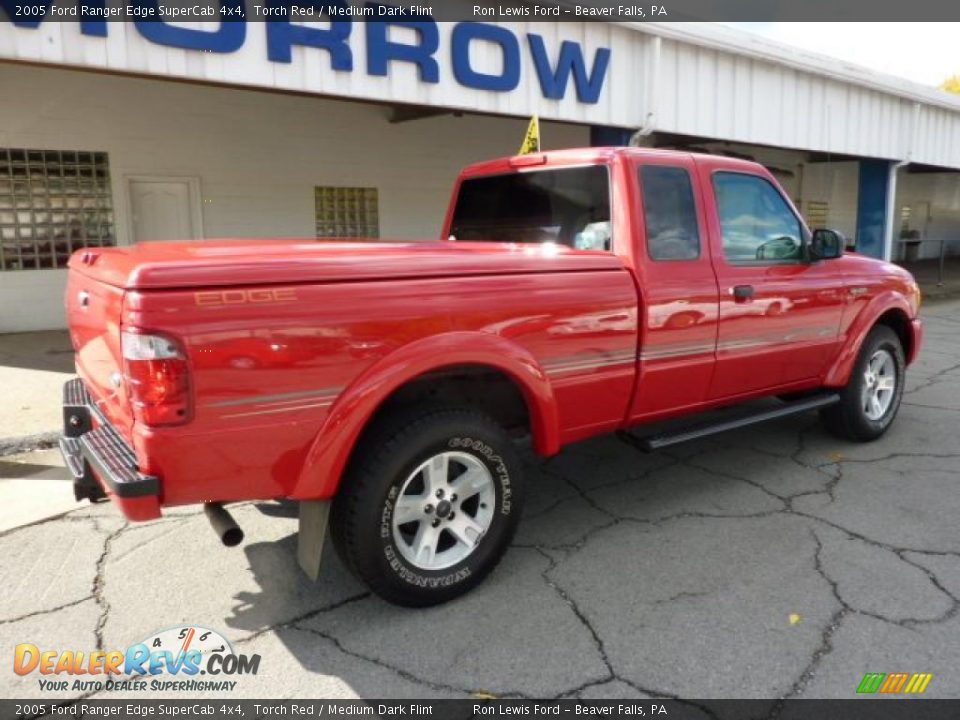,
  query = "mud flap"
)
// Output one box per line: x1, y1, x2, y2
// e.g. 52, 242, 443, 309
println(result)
297, 500, 331, 581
